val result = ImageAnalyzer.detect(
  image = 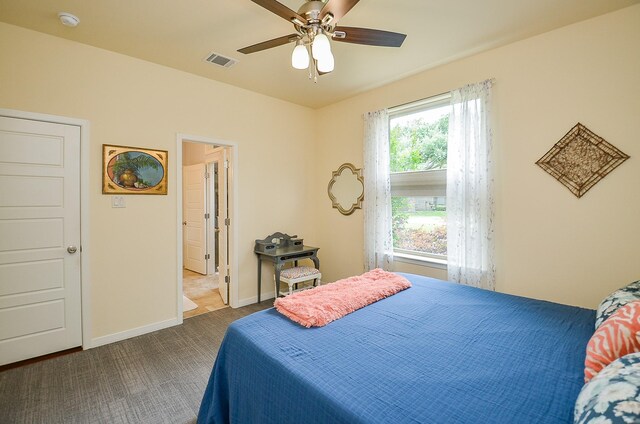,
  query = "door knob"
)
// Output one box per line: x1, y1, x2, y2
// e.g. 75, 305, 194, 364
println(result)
67, 246, 78, 254
183, 221, 187, 226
